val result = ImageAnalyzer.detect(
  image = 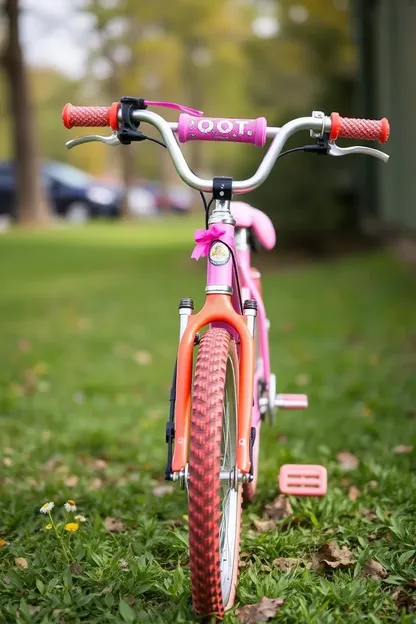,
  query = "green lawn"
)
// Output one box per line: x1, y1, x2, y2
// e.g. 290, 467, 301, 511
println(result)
0, 220, 415, 623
